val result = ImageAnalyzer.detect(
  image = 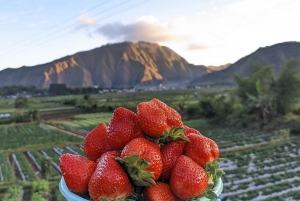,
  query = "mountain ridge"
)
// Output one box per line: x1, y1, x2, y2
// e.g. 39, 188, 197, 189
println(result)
193, 41, 300, 85
2, 41, 300, 88
0, 41, 215, 88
